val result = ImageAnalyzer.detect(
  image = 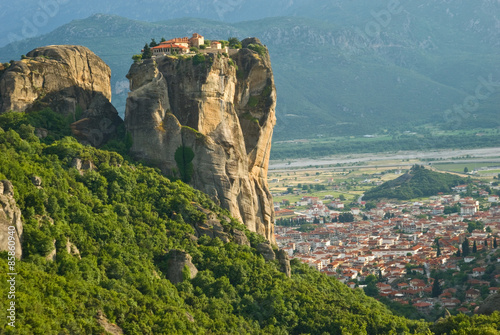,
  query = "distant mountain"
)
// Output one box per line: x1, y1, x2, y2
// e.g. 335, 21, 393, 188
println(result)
363, 165, 467, 200
1, 0, 498, 140
0, 0, 307, 47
